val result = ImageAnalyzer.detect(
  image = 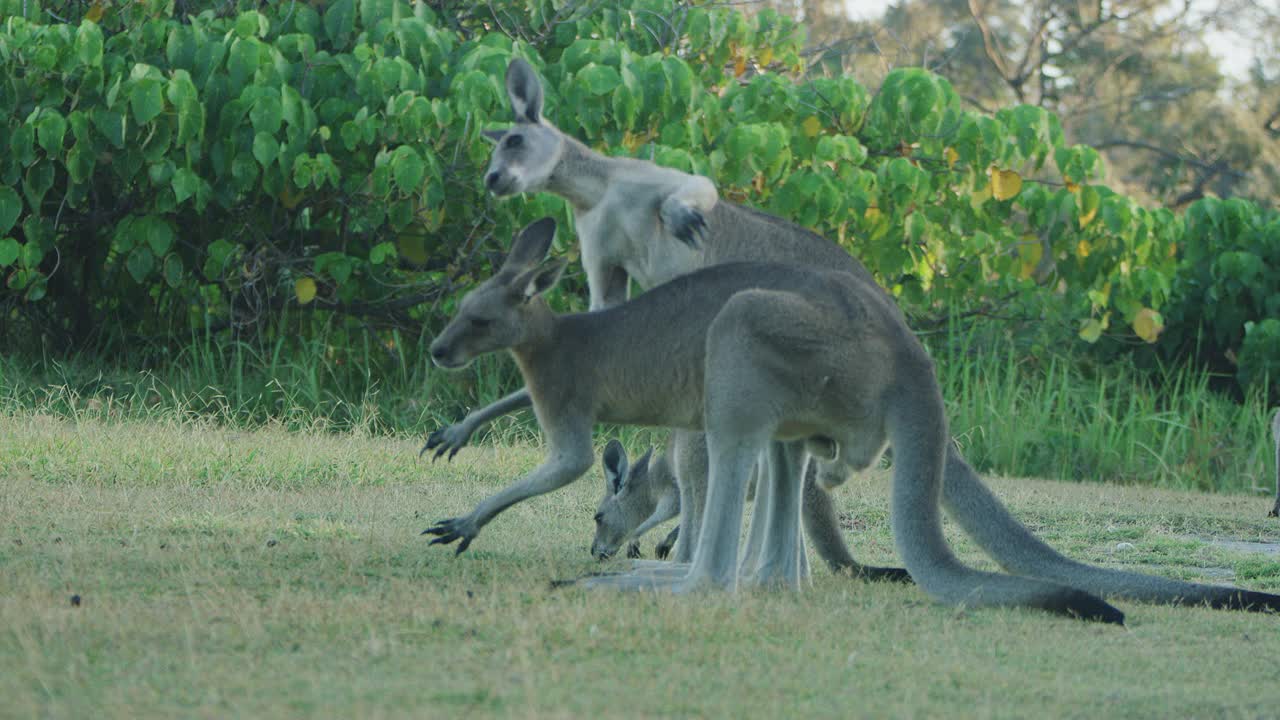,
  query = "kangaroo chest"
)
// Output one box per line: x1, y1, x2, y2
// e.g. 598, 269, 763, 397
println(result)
575, 192, 702, 291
